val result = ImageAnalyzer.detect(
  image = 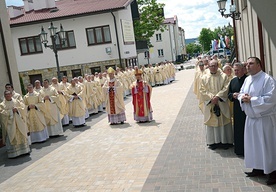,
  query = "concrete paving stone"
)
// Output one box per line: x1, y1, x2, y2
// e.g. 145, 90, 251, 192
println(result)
1, 60, 276, 191
141, 61, 276, 191
262, 185, 276, 192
